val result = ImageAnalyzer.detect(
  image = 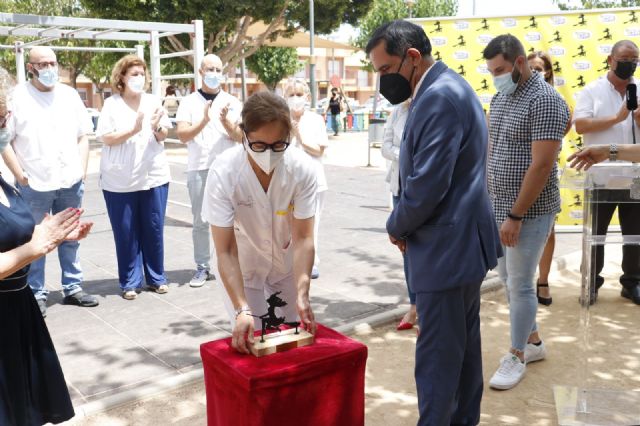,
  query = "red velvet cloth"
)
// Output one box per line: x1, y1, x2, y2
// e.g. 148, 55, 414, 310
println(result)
200, 324, 367, 426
